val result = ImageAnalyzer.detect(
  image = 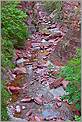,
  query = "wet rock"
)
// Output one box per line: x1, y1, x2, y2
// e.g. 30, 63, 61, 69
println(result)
16, 58, 26, 65
34, 96, 43, 105
31, 43, 41, 47
49, 28, 62, 34
49, 86, 67, 97
42, 104, 60, 120
41, 39, 47, 43
26, 109, 32, 117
